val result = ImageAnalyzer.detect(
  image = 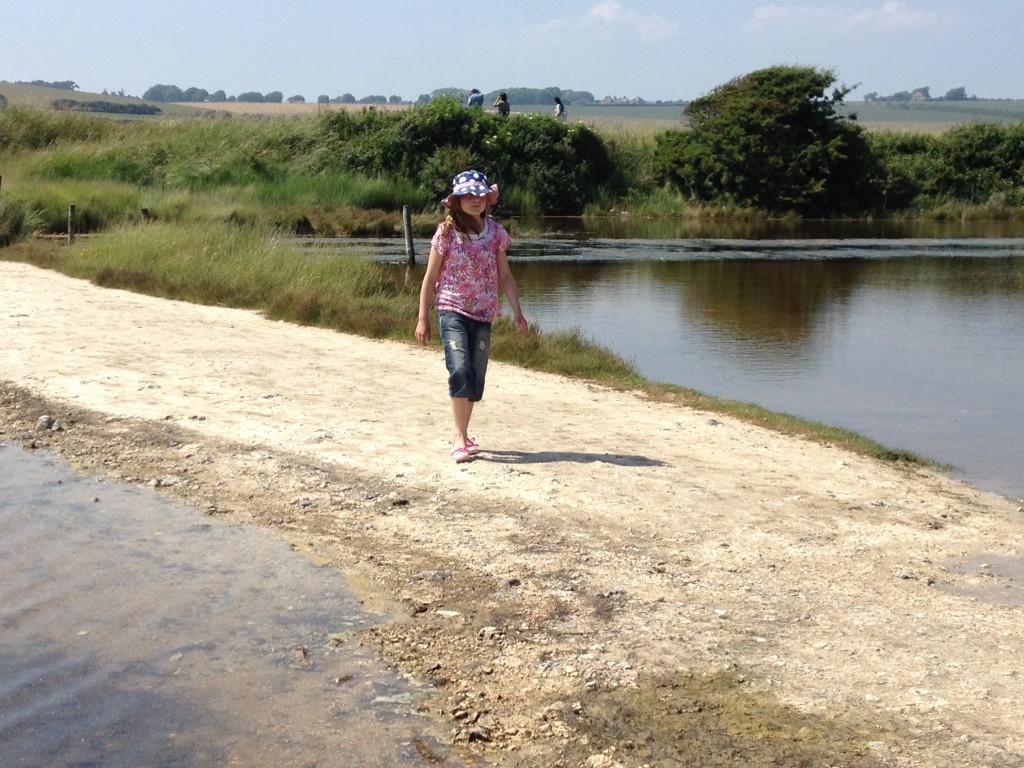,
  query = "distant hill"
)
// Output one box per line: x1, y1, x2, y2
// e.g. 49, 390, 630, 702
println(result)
0, 82, 212, 117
